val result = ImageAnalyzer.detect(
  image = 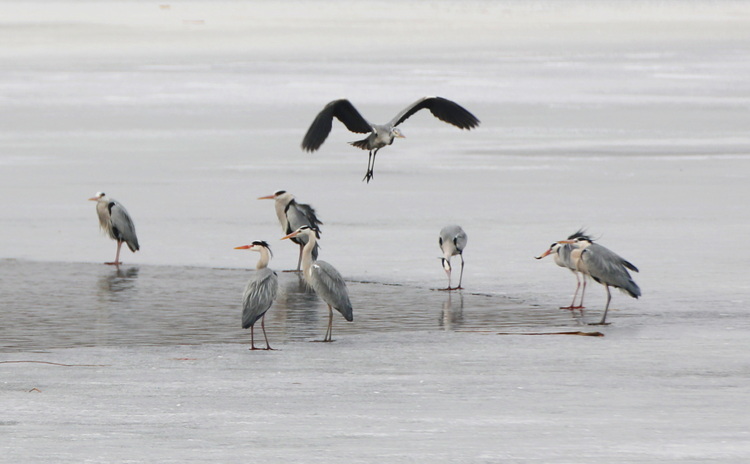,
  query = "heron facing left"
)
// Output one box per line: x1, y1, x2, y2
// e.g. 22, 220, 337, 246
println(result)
89, 192, 139, 265
235, 240, 279, 350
